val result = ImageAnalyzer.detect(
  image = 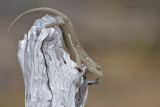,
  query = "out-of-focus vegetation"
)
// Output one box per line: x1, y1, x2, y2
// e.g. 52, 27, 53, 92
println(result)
0, 0, 160, 107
